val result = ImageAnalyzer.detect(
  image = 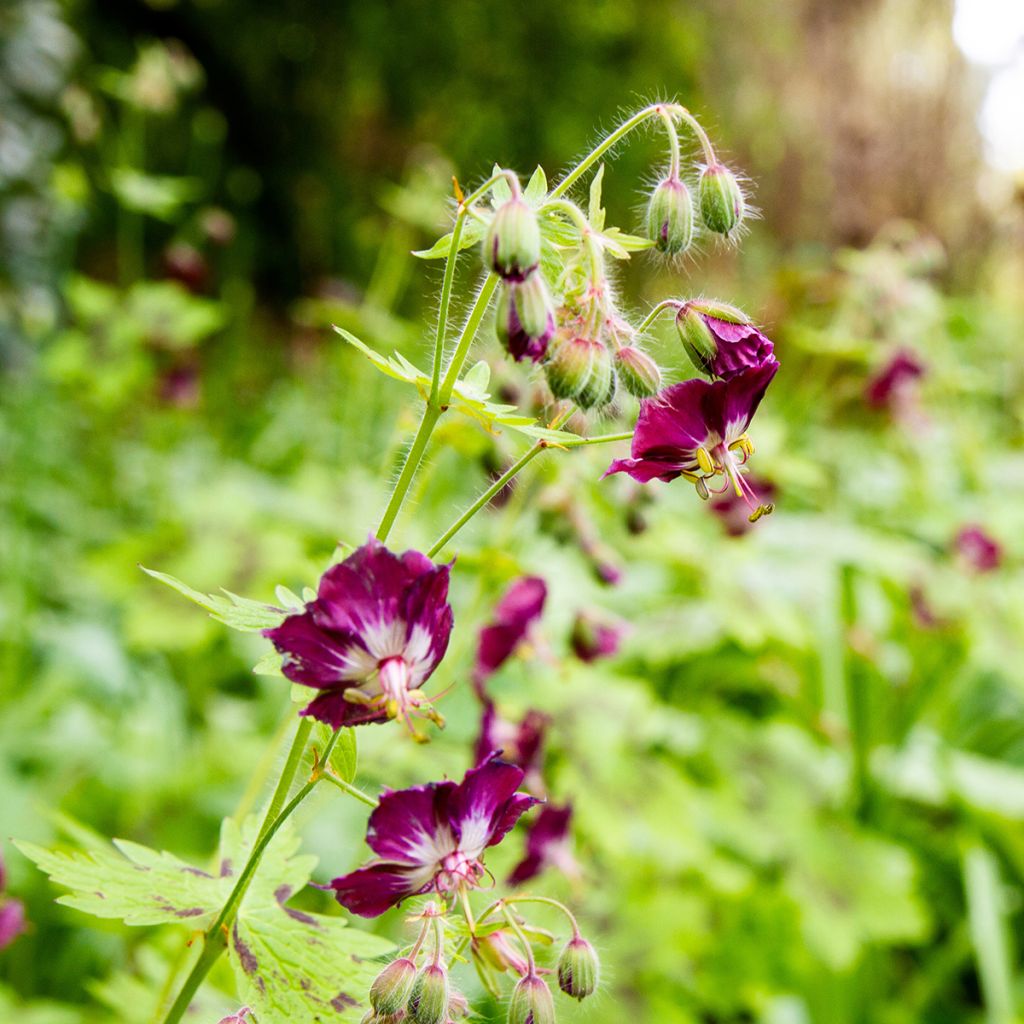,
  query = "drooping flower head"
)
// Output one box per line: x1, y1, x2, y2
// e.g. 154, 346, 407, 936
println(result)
473, 576, 547, 693
604, 361, 779, 522
263, 538, 453, 734
570, 611, 625, 664
508, 803, 578, 886
865, 349, 924, 412
474, 702, 548, 794
954, 525, 1002, 574
331, 754, 540, 917
675, 301, 775, 381
496, 276, 555, 364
